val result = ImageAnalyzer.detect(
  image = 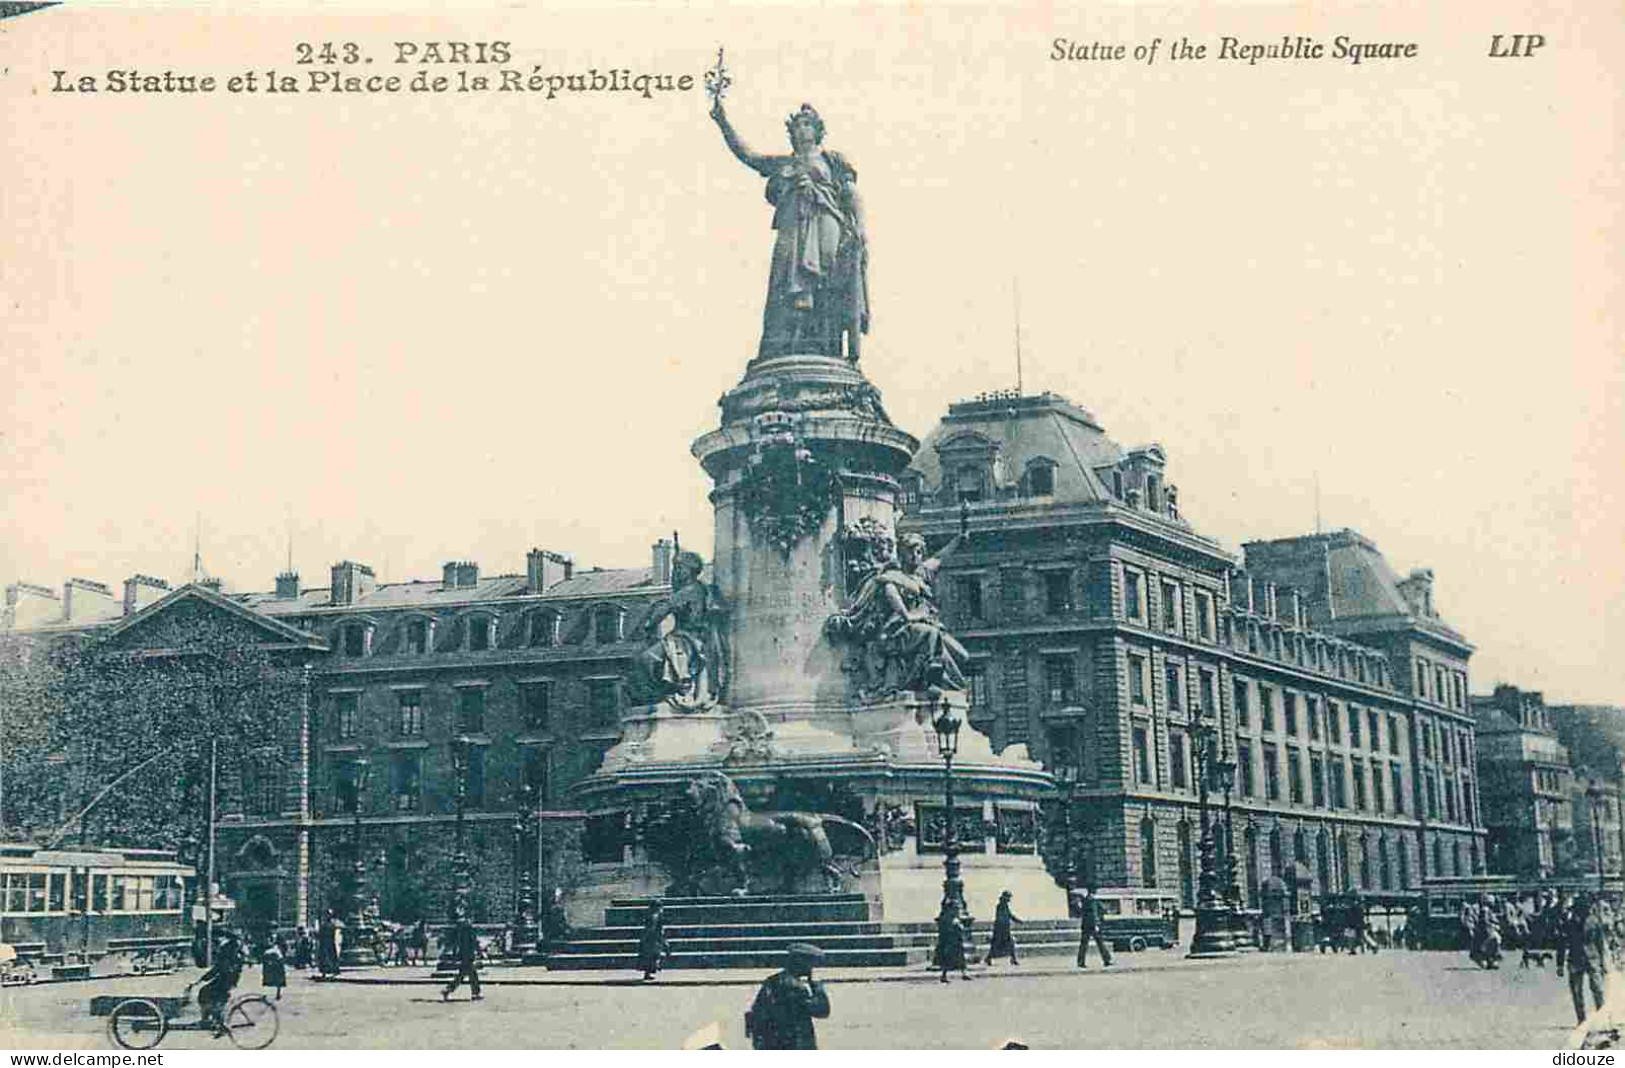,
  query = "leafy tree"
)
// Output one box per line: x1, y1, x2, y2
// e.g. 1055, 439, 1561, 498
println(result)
0, 598, 307, 864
